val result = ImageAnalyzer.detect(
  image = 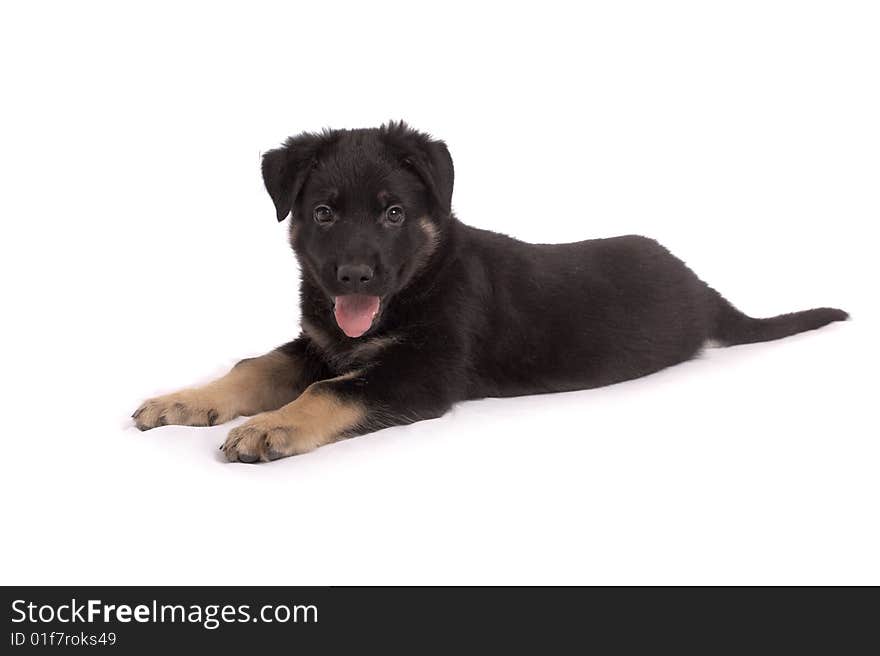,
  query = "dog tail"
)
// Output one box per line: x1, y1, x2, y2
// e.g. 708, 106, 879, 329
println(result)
710, 290, 849, 346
